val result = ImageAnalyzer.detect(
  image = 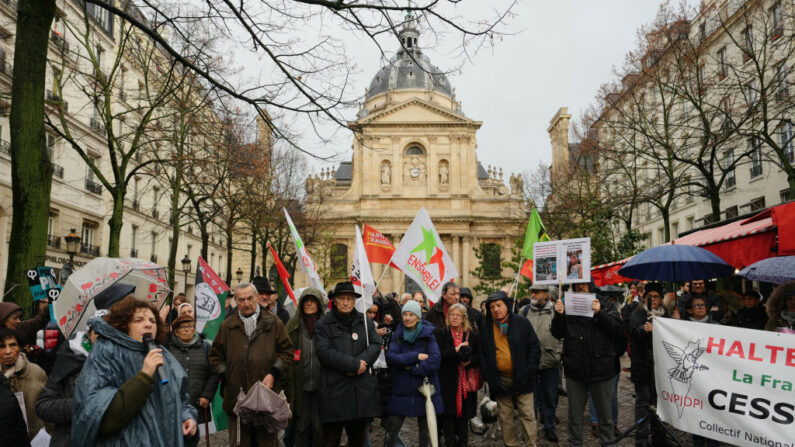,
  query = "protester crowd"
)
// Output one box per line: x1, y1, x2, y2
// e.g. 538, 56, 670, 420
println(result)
0, 271, 793, 447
